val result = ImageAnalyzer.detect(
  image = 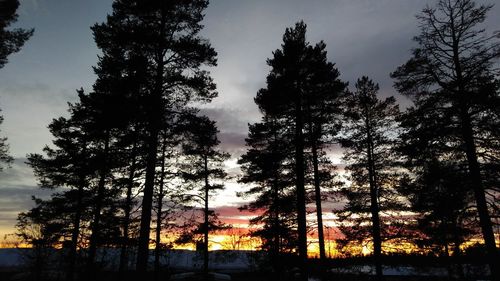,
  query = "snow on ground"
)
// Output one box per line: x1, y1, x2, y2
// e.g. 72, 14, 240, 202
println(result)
161, 250, 256, 272
0, 248, 257, 272
330, 264, 490, 278
0, 248, 26, 267
331, 265, 448, 276
0, 248, 491, 279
